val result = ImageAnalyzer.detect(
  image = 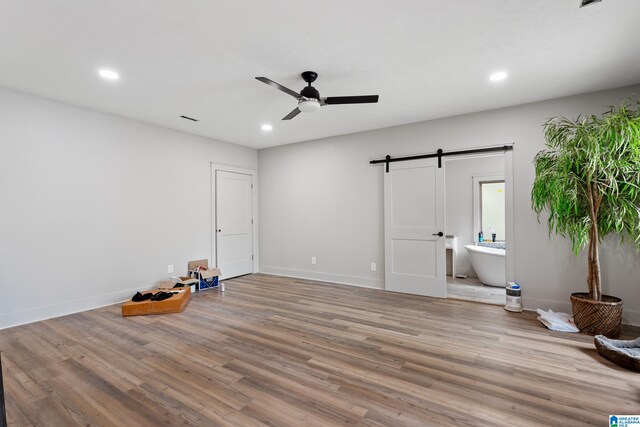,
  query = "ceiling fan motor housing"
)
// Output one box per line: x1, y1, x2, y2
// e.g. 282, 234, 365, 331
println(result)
300, 85, 320, 100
